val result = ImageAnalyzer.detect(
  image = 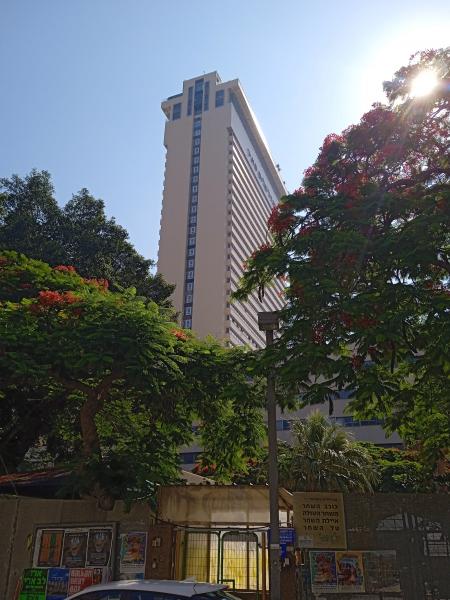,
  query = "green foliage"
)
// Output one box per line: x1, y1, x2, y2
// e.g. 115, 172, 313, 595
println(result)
235, 48, 450, 467
0, 171, 174, 306
363, 445, 433, 493
0, 252, 265, 505
277, 412, 378, 492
